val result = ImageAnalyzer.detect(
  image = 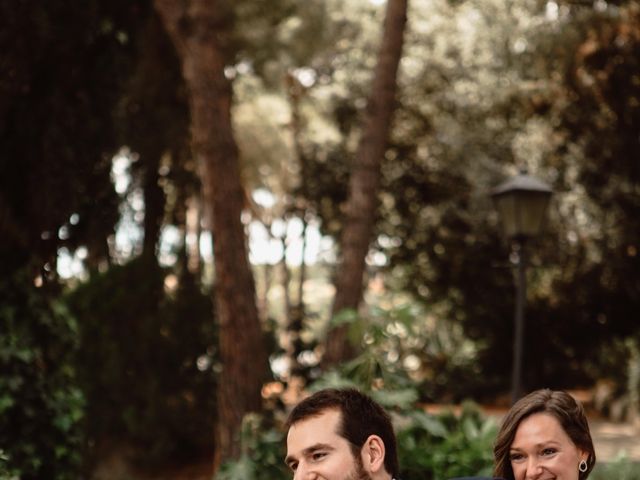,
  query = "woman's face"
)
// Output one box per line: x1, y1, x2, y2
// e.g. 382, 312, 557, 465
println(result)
509, 412, 587, 480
